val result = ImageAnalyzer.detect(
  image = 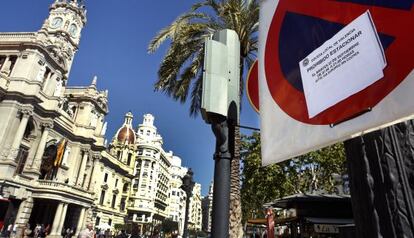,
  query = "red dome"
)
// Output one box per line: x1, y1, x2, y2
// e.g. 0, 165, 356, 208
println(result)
114, 111, 136, 145
116, 126, 135, 144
